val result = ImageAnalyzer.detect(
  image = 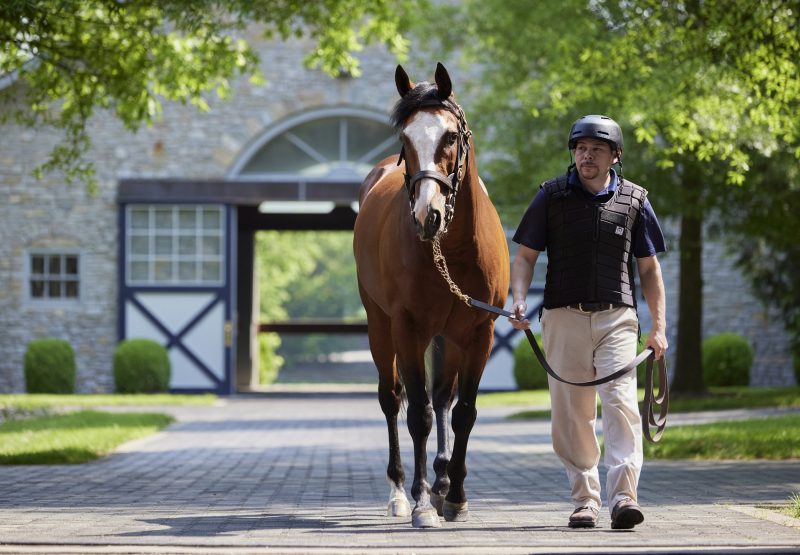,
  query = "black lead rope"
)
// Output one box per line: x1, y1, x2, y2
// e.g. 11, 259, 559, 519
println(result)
468, 299, 669, 442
